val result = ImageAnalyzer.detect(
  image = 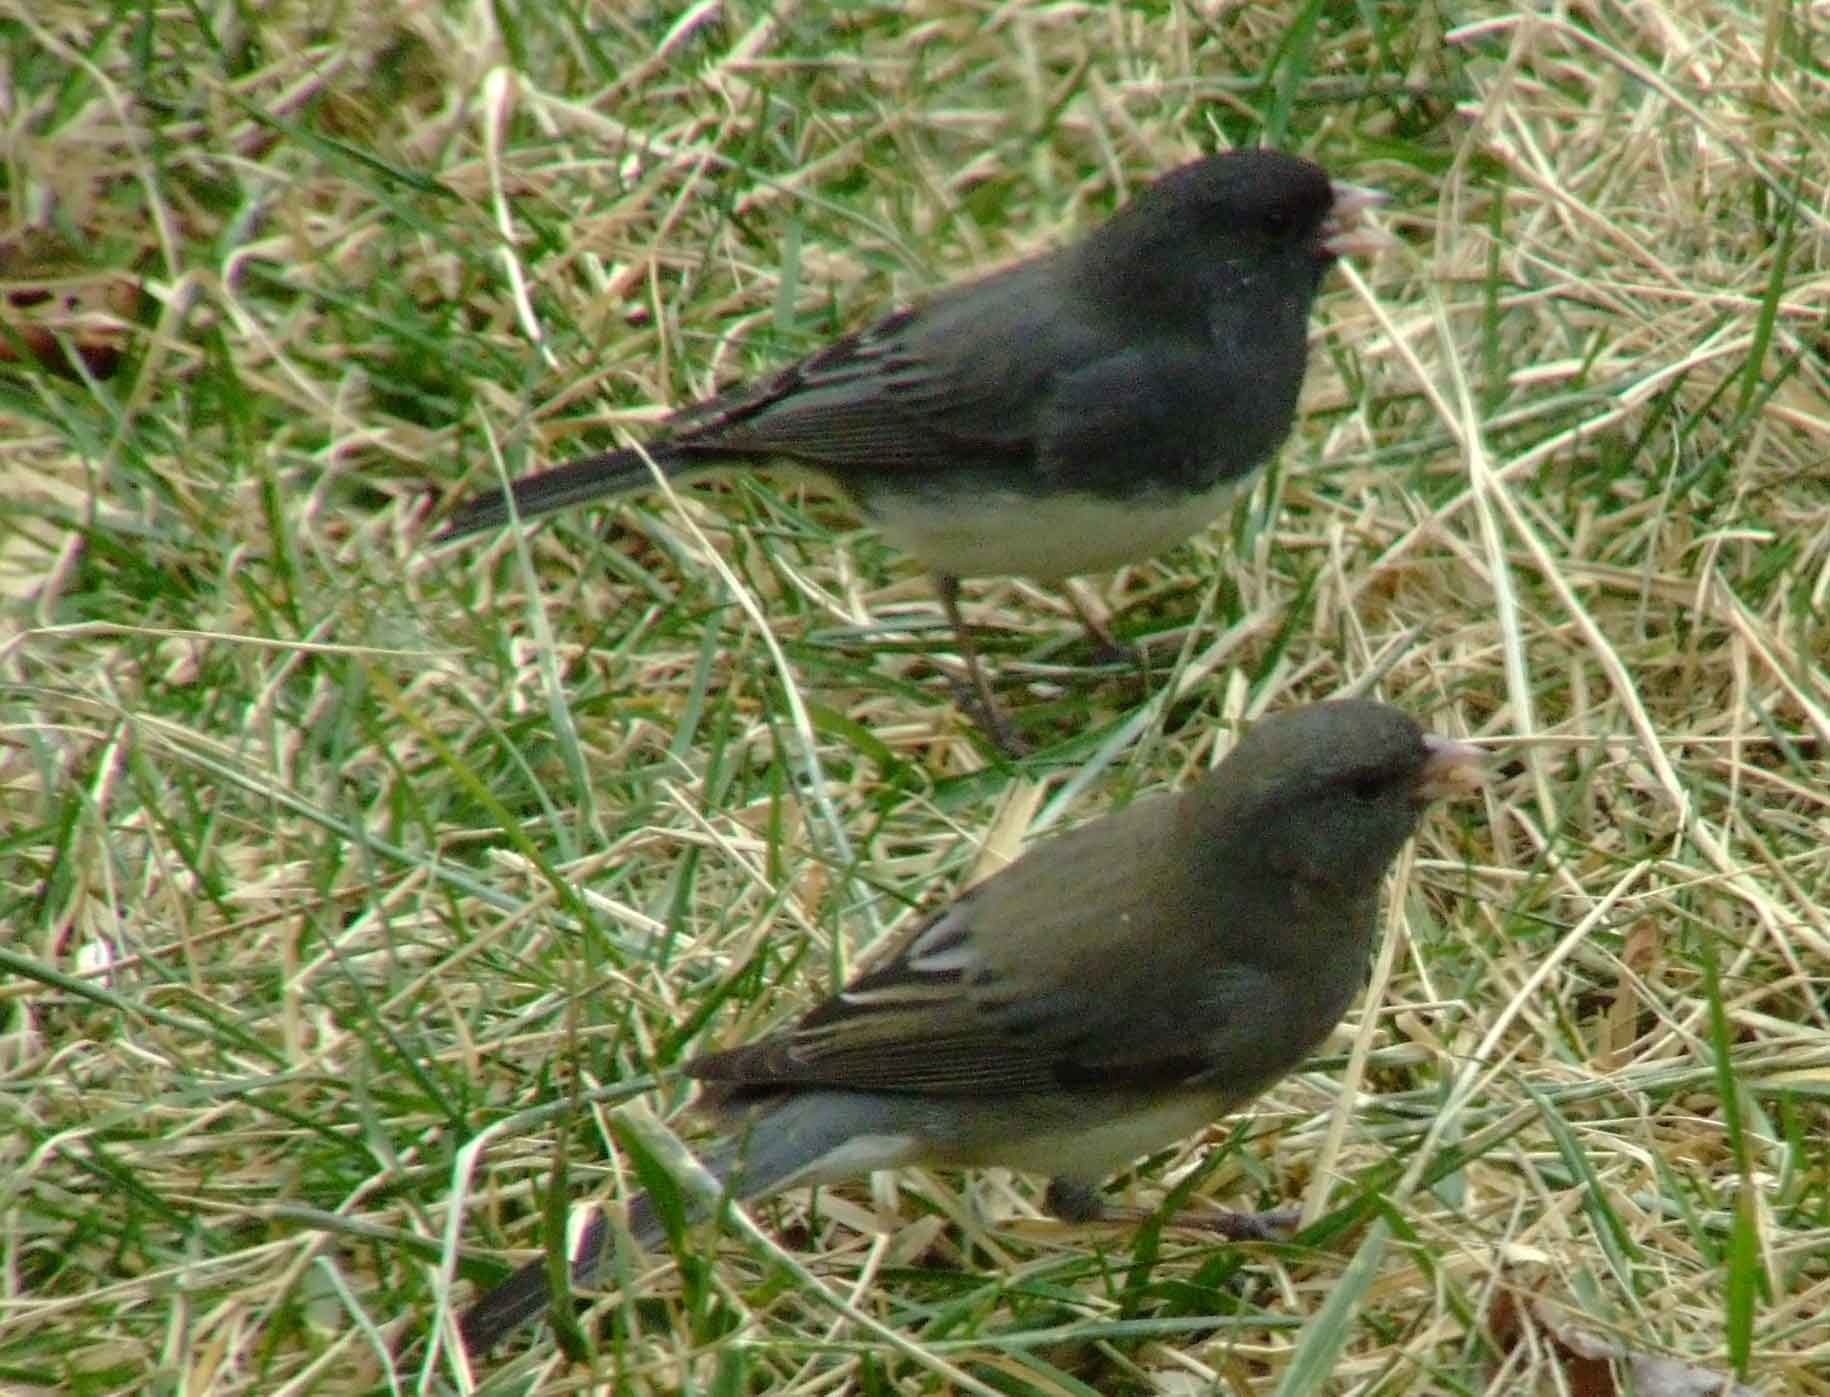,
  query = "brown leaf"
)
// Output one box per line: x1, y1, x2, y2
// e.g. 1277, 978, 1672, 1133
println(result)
0, 276, 142, 378
1486, 1284, 1756, 1397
